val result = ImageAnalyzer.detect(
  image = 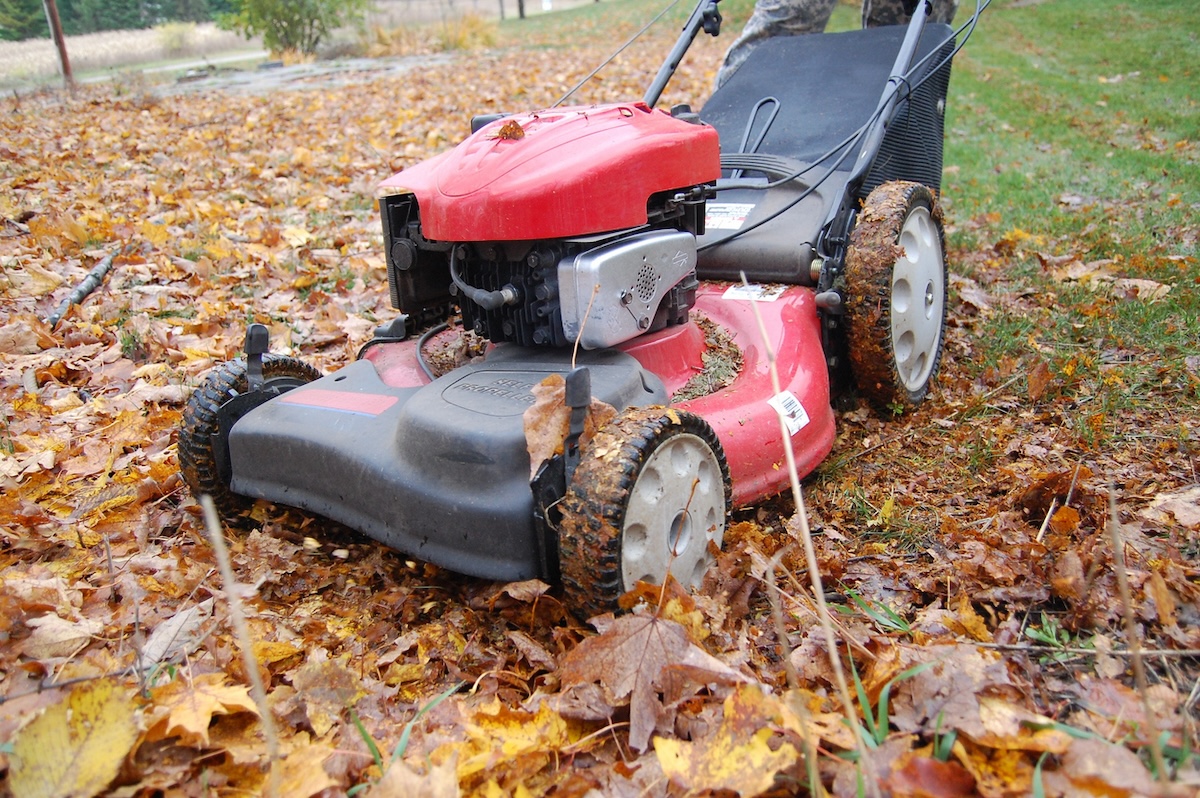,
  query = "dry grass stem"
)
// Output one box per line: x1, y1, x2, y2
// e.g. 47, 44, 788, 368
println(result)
741, 273, 881, 798
200, 495, 281, 797
1106, 487, 1168, 784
